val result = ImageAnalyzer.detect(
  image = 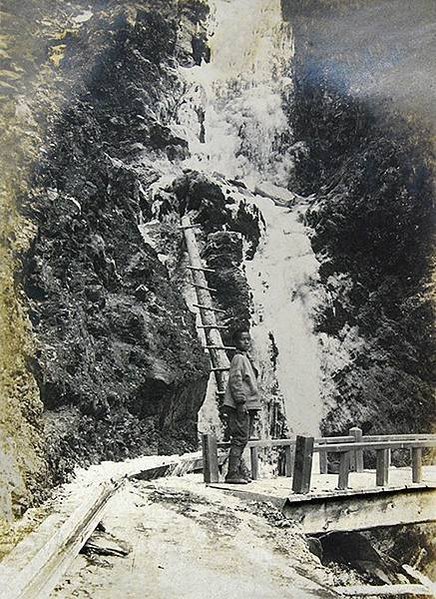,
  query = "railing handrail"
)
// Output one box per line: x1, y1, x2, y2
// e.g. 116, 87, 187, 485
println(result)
363, 433, 436, 442
202, 429, 436, 494
217, 432, 436, 450
217, 437, 353, 449
314, 439, 436, 453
